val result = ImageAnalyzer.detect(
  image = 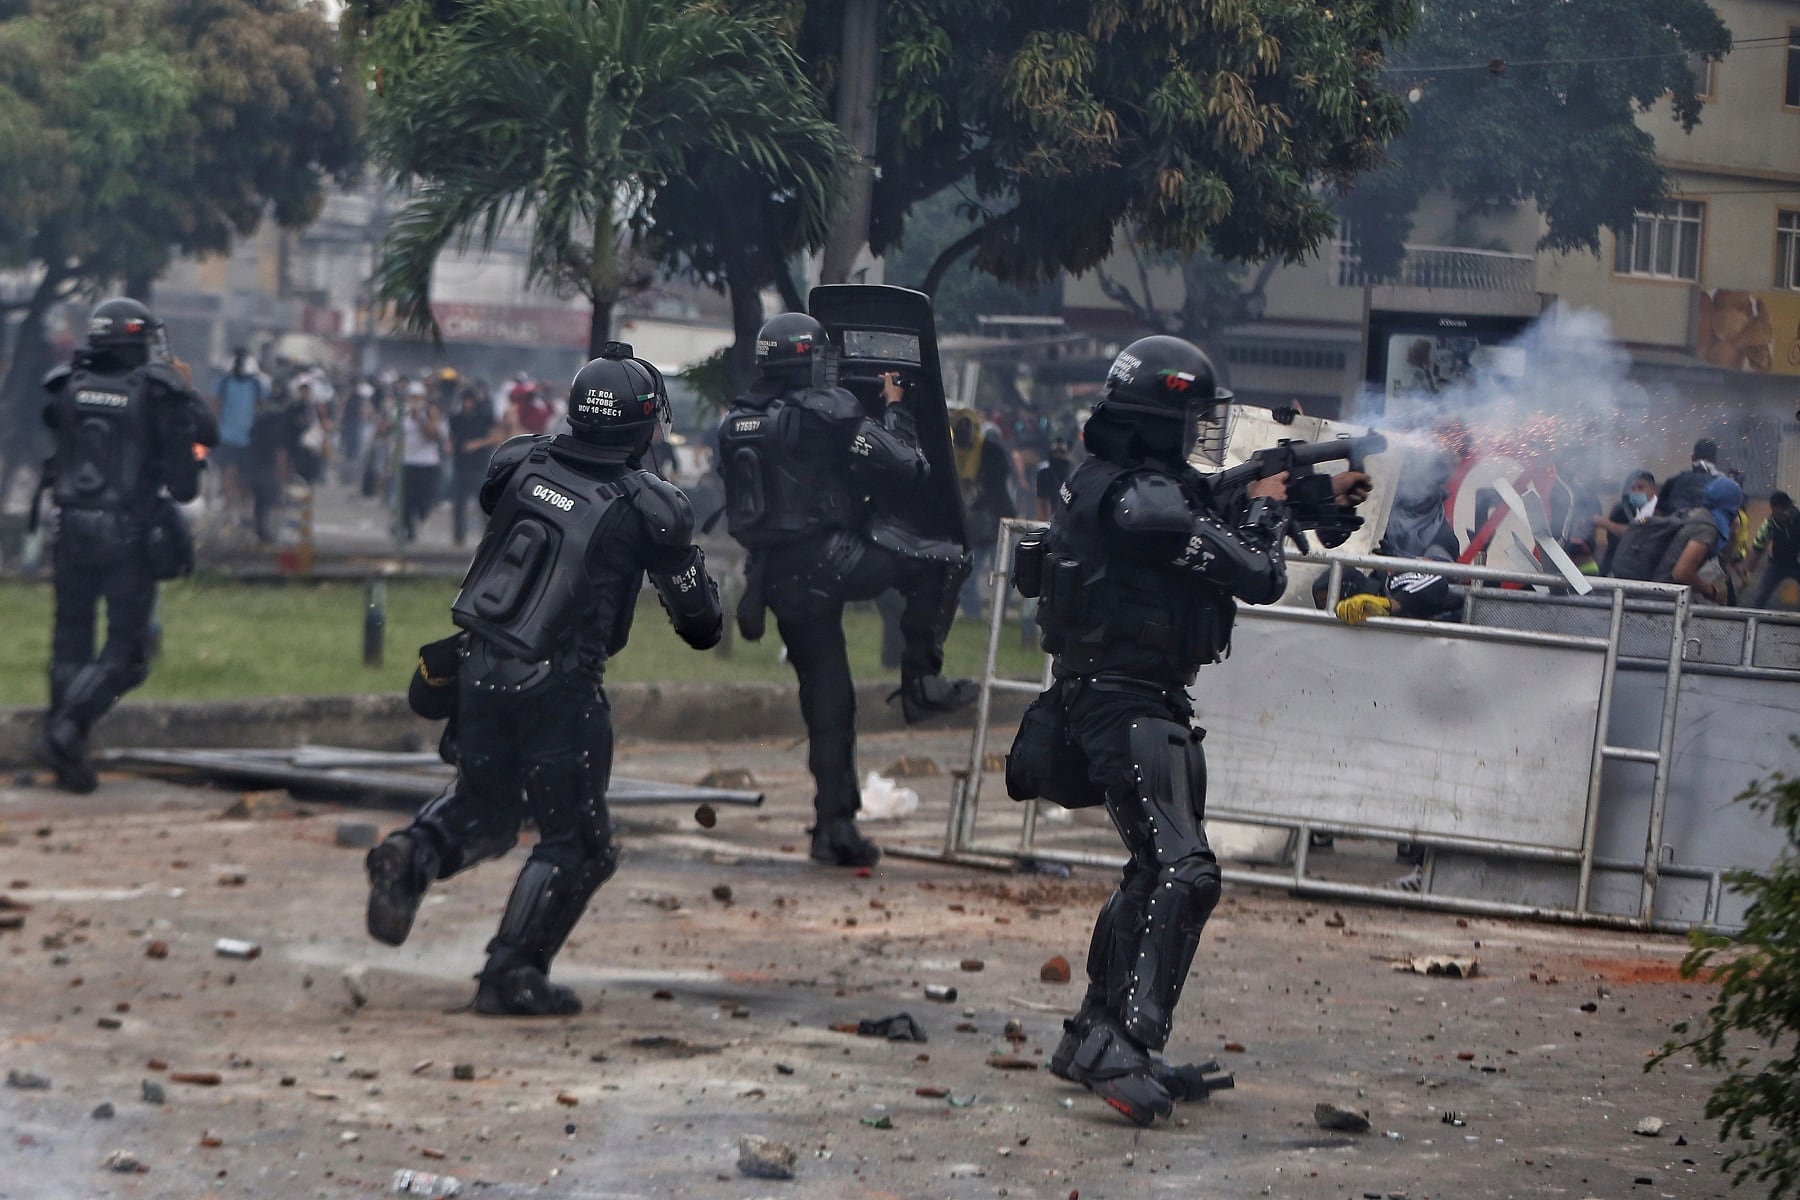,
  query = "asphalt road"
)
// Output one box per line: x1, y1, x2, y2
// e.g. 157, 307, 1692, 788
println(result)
0, 728, 1735, 1199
